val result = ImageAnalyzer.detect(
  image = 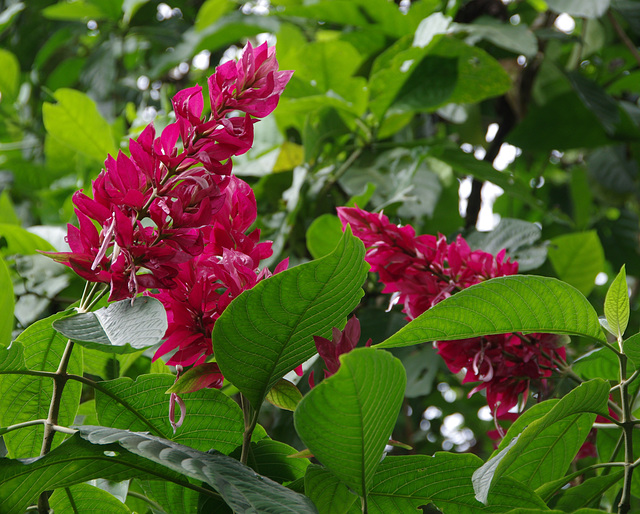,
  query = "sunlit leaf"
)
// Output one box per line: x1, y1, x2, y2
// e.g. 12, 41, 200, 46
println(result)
377, 275, 606, 349
604, 265, 629, 339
